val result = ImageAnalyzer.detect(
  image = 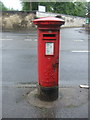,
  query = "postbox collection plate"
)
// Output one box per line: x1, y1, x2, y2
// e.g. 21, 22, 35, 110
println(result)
45, 42, 54, 55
